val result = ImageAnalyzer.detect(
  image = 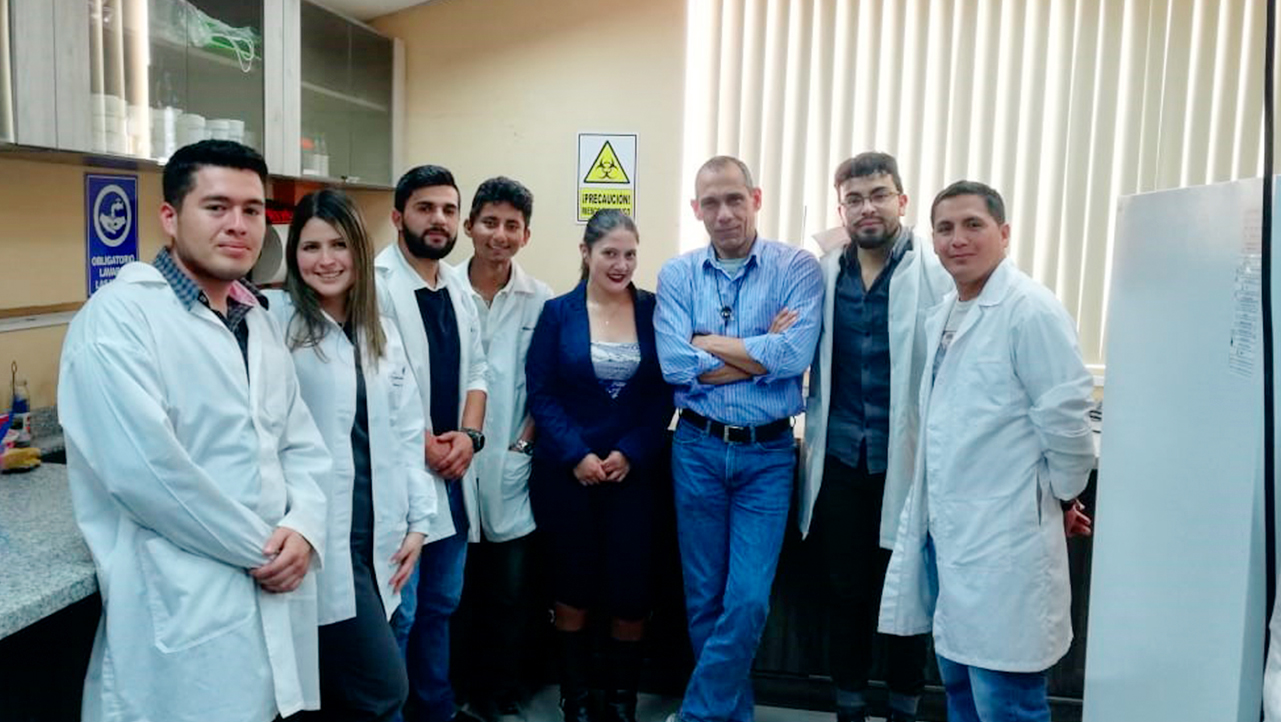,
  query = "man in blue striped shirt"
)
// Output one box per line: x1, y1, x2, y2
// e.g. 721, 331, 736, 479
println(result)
656, 156, 823, 722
